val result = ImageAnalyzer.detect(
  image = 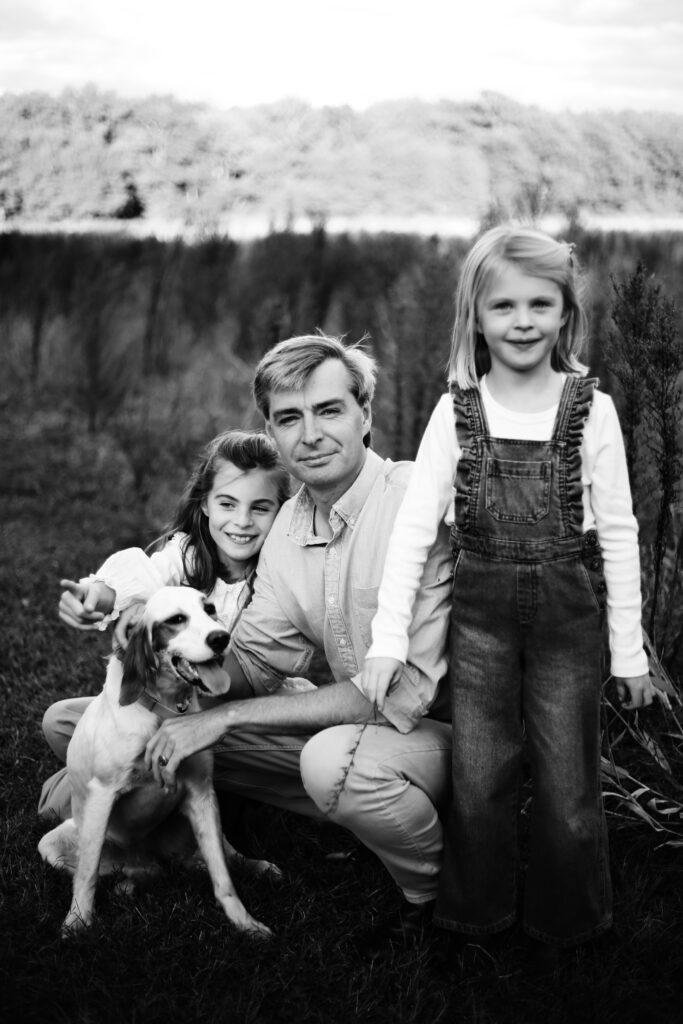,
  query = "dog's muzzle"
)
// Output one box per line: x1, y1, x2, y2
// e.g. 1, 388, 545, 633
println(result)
170, 655, 226, 693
